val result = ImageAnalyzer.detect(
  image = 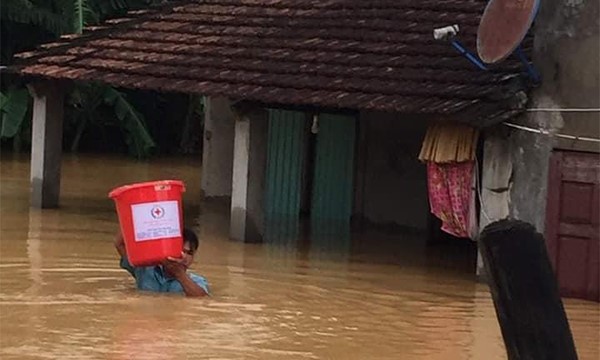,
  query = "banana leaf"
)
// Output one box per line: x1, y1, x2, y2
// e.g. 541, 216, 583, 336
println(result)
0, 92, 8, 110
0, 0, 68, 35
73, 0, 97, 34
1, 89, 31, 138
103, 87, 155, 158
